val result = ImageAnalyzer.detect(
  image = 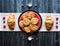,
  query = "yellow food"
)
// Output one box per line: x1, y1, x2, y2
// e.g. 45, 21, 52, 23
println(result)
21, 13, 27, 19
26, 12, 34, 19
23, 18, 30, 26
29, 24, 38, 32
45, 15, 54, 31
31, 18, 38, 24
24, 27, 31, 33
19, 21, 24, 27
7, 13, 15, 30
